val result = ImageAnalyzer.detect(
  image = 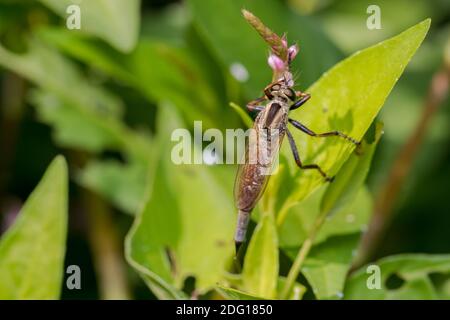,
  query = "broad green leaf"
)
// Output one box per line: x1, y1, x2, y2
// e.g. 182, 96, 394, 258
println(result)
345, 254, 450, 300
274, 19, 430, 219
188, 0, 341, 97
301, 234, 361, 300
126, 104, 235, 295
281, 127, 377, 300
130, 40, 222, 127
77, 160, 148, 215
279, 185, 373, 248
242, 213, 278, 299
0, 156, 68, 299
38, 0, 140, 52
320, 122, 383, 216
320, 0, 436, 54
435, 277, 450, 300
283, 218, 370, 299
